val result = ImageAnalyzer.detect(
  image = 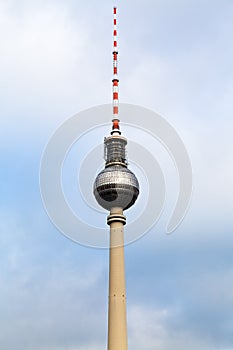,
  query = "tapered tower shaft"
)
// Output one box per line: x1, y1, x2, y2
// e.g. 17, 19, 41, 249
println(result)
107, 208, 127, 350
